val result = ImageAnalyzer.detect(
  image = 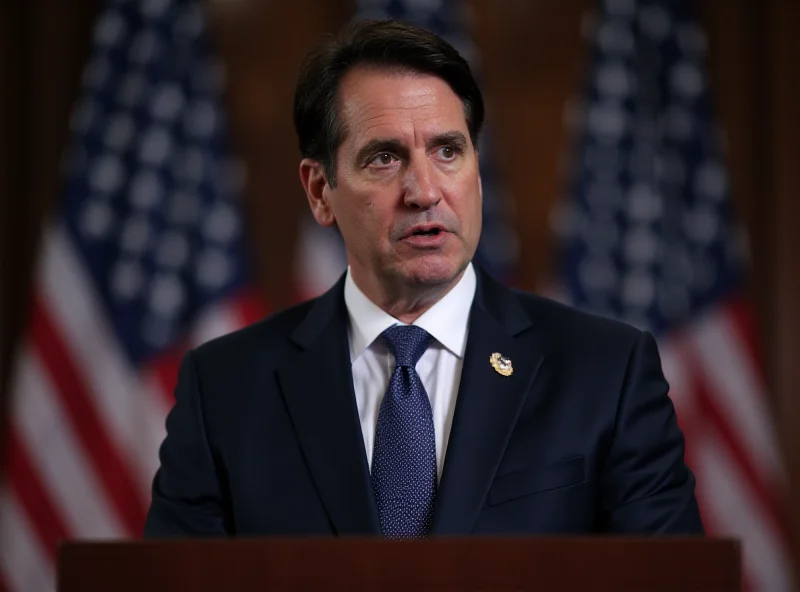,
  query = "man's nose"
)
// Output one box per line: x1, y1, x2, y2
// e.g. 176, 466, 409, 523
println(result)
402, 158, 442, 210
